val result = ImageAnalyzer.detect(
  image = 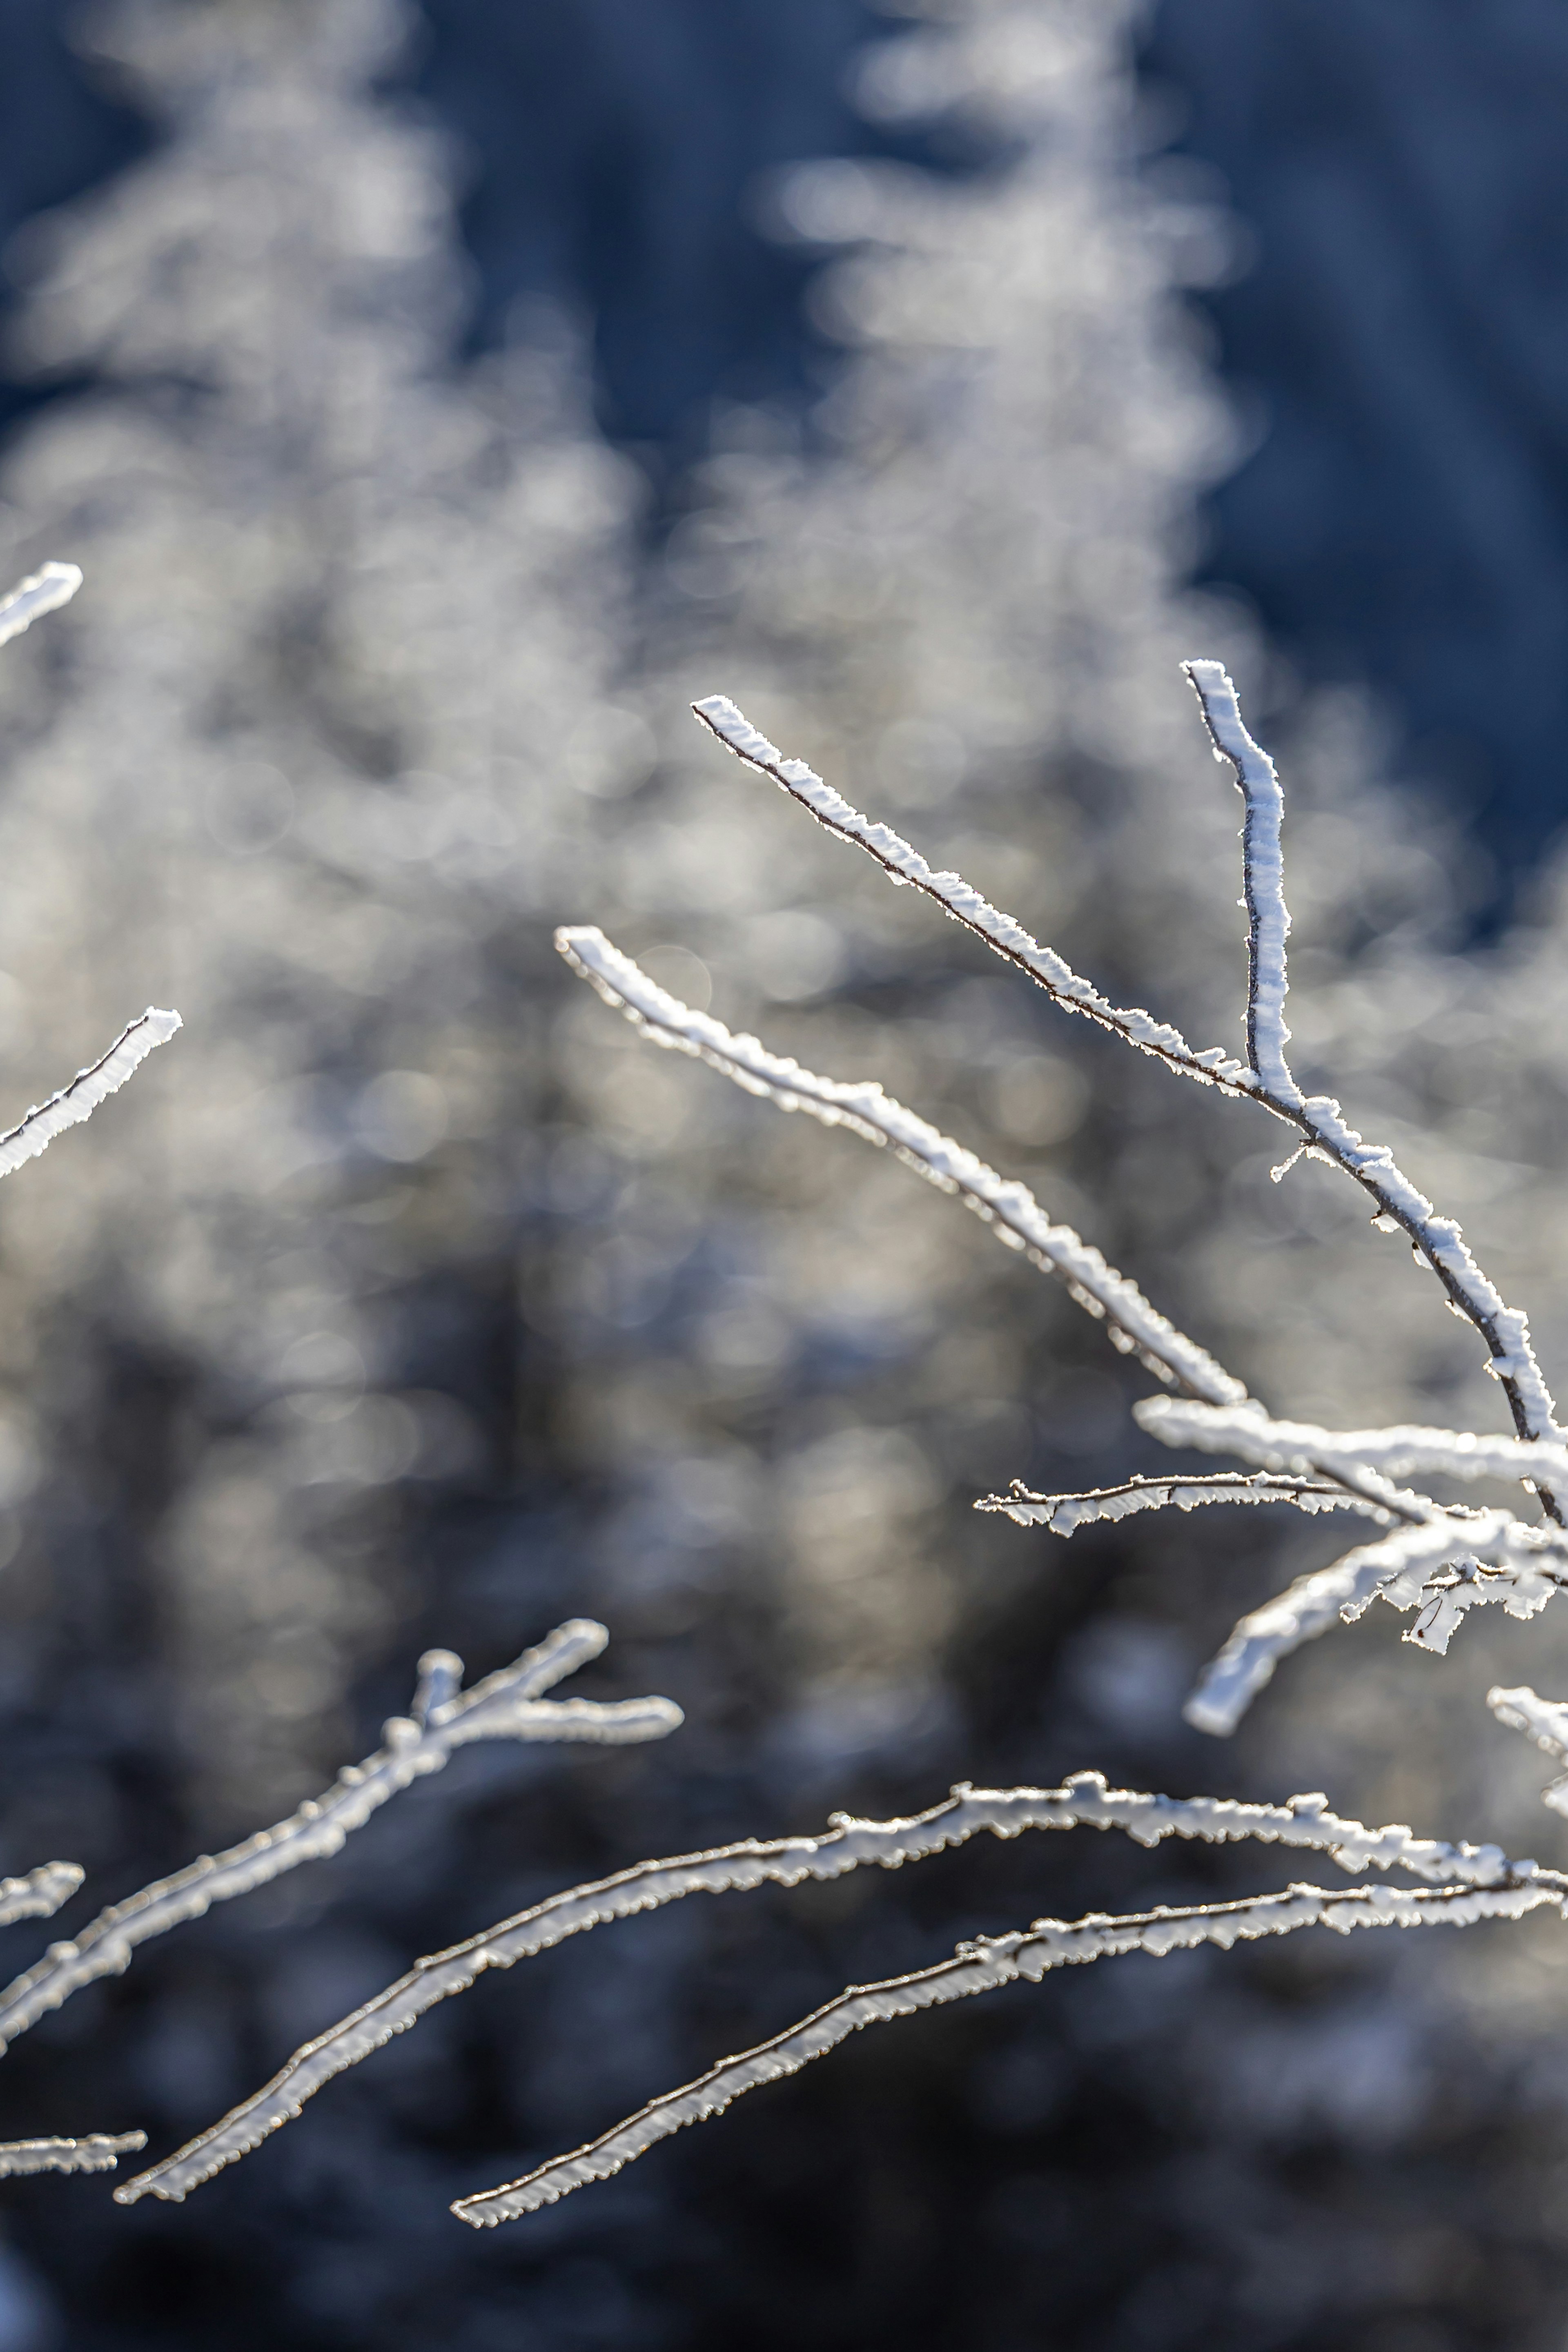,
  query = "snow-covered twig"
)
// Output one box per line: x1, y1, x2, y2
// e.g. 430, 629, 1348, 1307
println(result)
1182, 1515, 1567, 1736
1489, 1684, 1568, 1815
453, 1866, 1560, 2224
691, 694, 1255, 1098
1138, 1396, 1568, 1501
694, 686, 1567, 1508
1184, 661, 1296, 1100
0, 561, 81, 651
0, 1009, 182, 1181
0, 1863, 84, 1927
977, 1472, 1379, 1536
0, 2131, 144, 2179
556, 926, 1244, 1404
118, 1770, 1516, 2204
0, 1621, 679, 2058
